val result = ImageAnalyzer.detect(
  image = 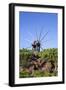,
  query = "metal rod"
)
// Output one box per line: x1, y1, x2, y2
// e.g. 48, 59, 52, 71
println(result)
40, 31, 48, 41
39, 27, 44, 41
